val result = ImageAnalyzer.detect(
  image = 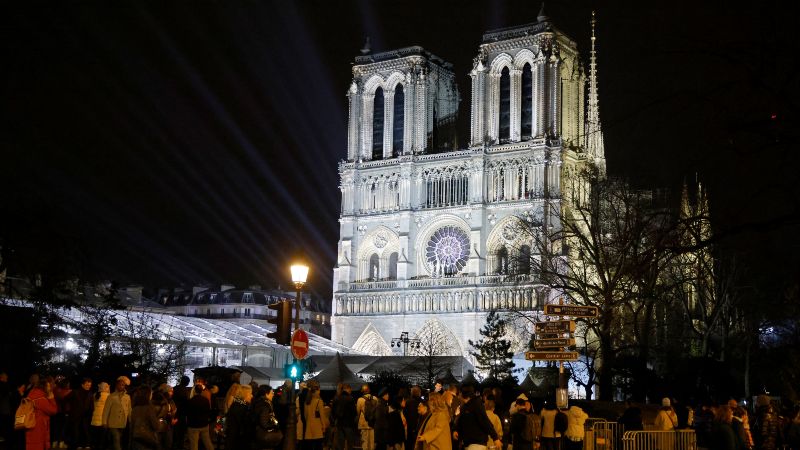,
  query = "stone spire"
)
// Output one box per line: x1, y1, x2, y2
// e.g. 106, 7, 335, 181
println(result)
537, 3, 549, 22
586, 11, 606, 174
360, 36, 372, 55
